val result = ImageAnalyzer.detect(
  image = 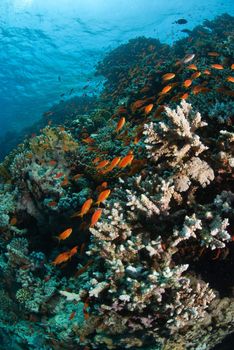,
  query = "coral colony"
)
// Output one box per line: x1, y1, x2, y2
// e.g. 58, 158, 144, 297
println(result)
0, 14, 233, 350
